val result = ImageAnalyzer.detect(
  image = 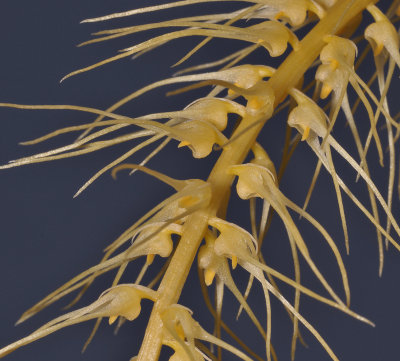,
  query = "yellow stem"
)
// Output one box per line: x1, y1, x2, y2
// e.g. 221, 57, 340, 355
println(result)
137, 0, 376, 359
